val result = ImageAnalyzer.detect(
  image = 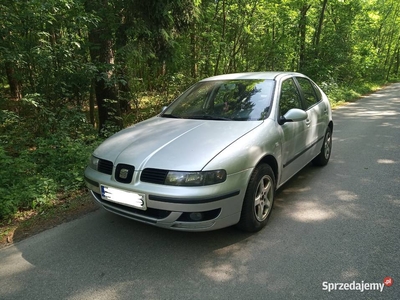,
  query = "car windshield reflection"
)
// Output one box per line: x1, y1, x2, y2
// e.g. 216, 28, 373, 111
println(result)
162, 79, 275, 121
